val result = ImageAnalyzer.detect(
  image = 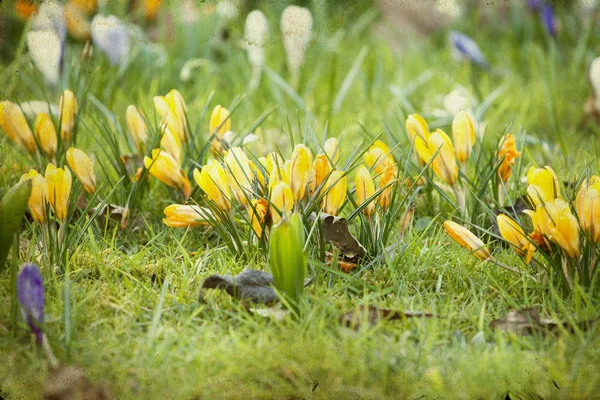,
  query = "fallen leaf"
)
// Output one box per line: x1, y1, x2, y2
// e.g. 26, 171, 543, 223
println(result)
43, 365, 110, 400
325, 252, 357, 273
309, 212, 366, 260
199, 269, 312, 305
339, 305, 433, 330
489, 307, 599, 336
